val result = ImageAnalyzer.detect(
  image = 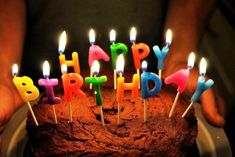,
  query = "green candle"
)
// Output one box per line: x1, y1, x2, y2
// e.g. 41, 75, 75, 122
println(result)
110, 43, 128, 69
85, 76, 107, 106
